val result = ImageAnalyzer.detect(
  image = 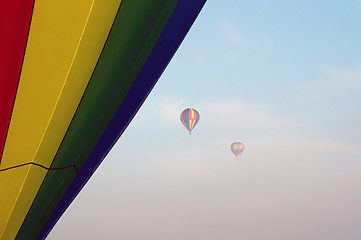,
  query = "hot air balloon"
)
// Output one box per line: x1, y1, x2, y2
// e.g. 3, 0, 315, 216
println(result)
0, 0, 206, 239
231, 142, 244, 159
180, 108, 200, 134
